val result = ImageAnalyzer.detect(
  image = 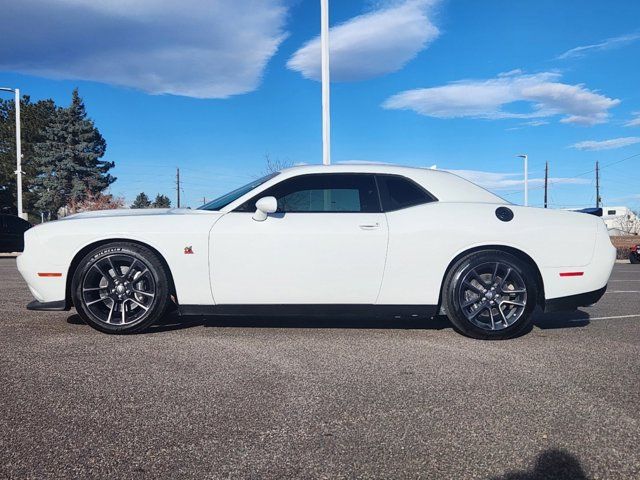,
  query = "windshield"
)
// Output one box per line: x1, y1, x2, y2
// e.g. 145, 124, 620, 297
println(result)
198, 173, 279, 211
